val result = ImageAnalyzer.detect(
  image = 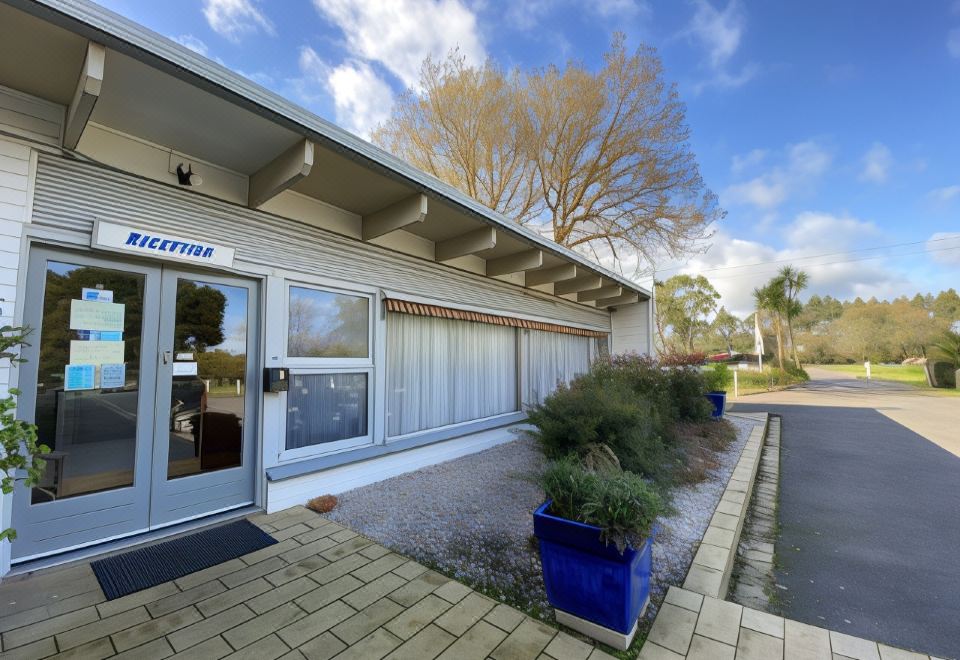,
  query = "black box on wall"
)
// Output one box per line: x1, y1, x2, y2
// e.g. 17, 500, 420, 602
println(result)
264, 367, 289, 392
